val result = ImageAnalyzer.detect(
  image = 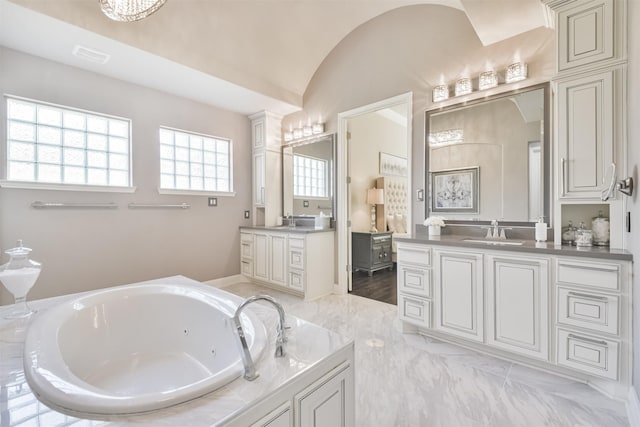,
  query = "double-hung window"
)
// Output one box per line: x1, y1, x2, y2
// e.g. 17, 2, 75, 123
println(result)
4, 96, 132, 188
159, 127, 233, 193
293, 154, 328, 198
